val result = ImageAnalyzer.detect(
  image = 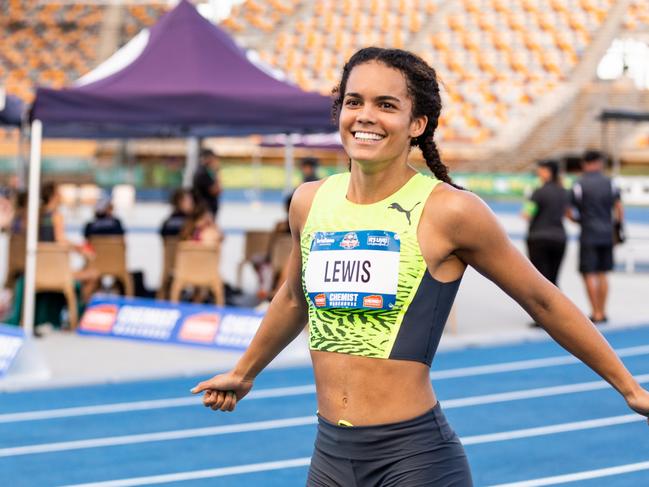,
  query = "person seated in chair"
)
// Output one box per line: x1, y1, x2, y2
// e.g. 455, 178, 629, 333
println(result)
160, 189, 195, 238
179, 203, 223, 245
40, 182, 99, 303
83, 195, 125, 239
